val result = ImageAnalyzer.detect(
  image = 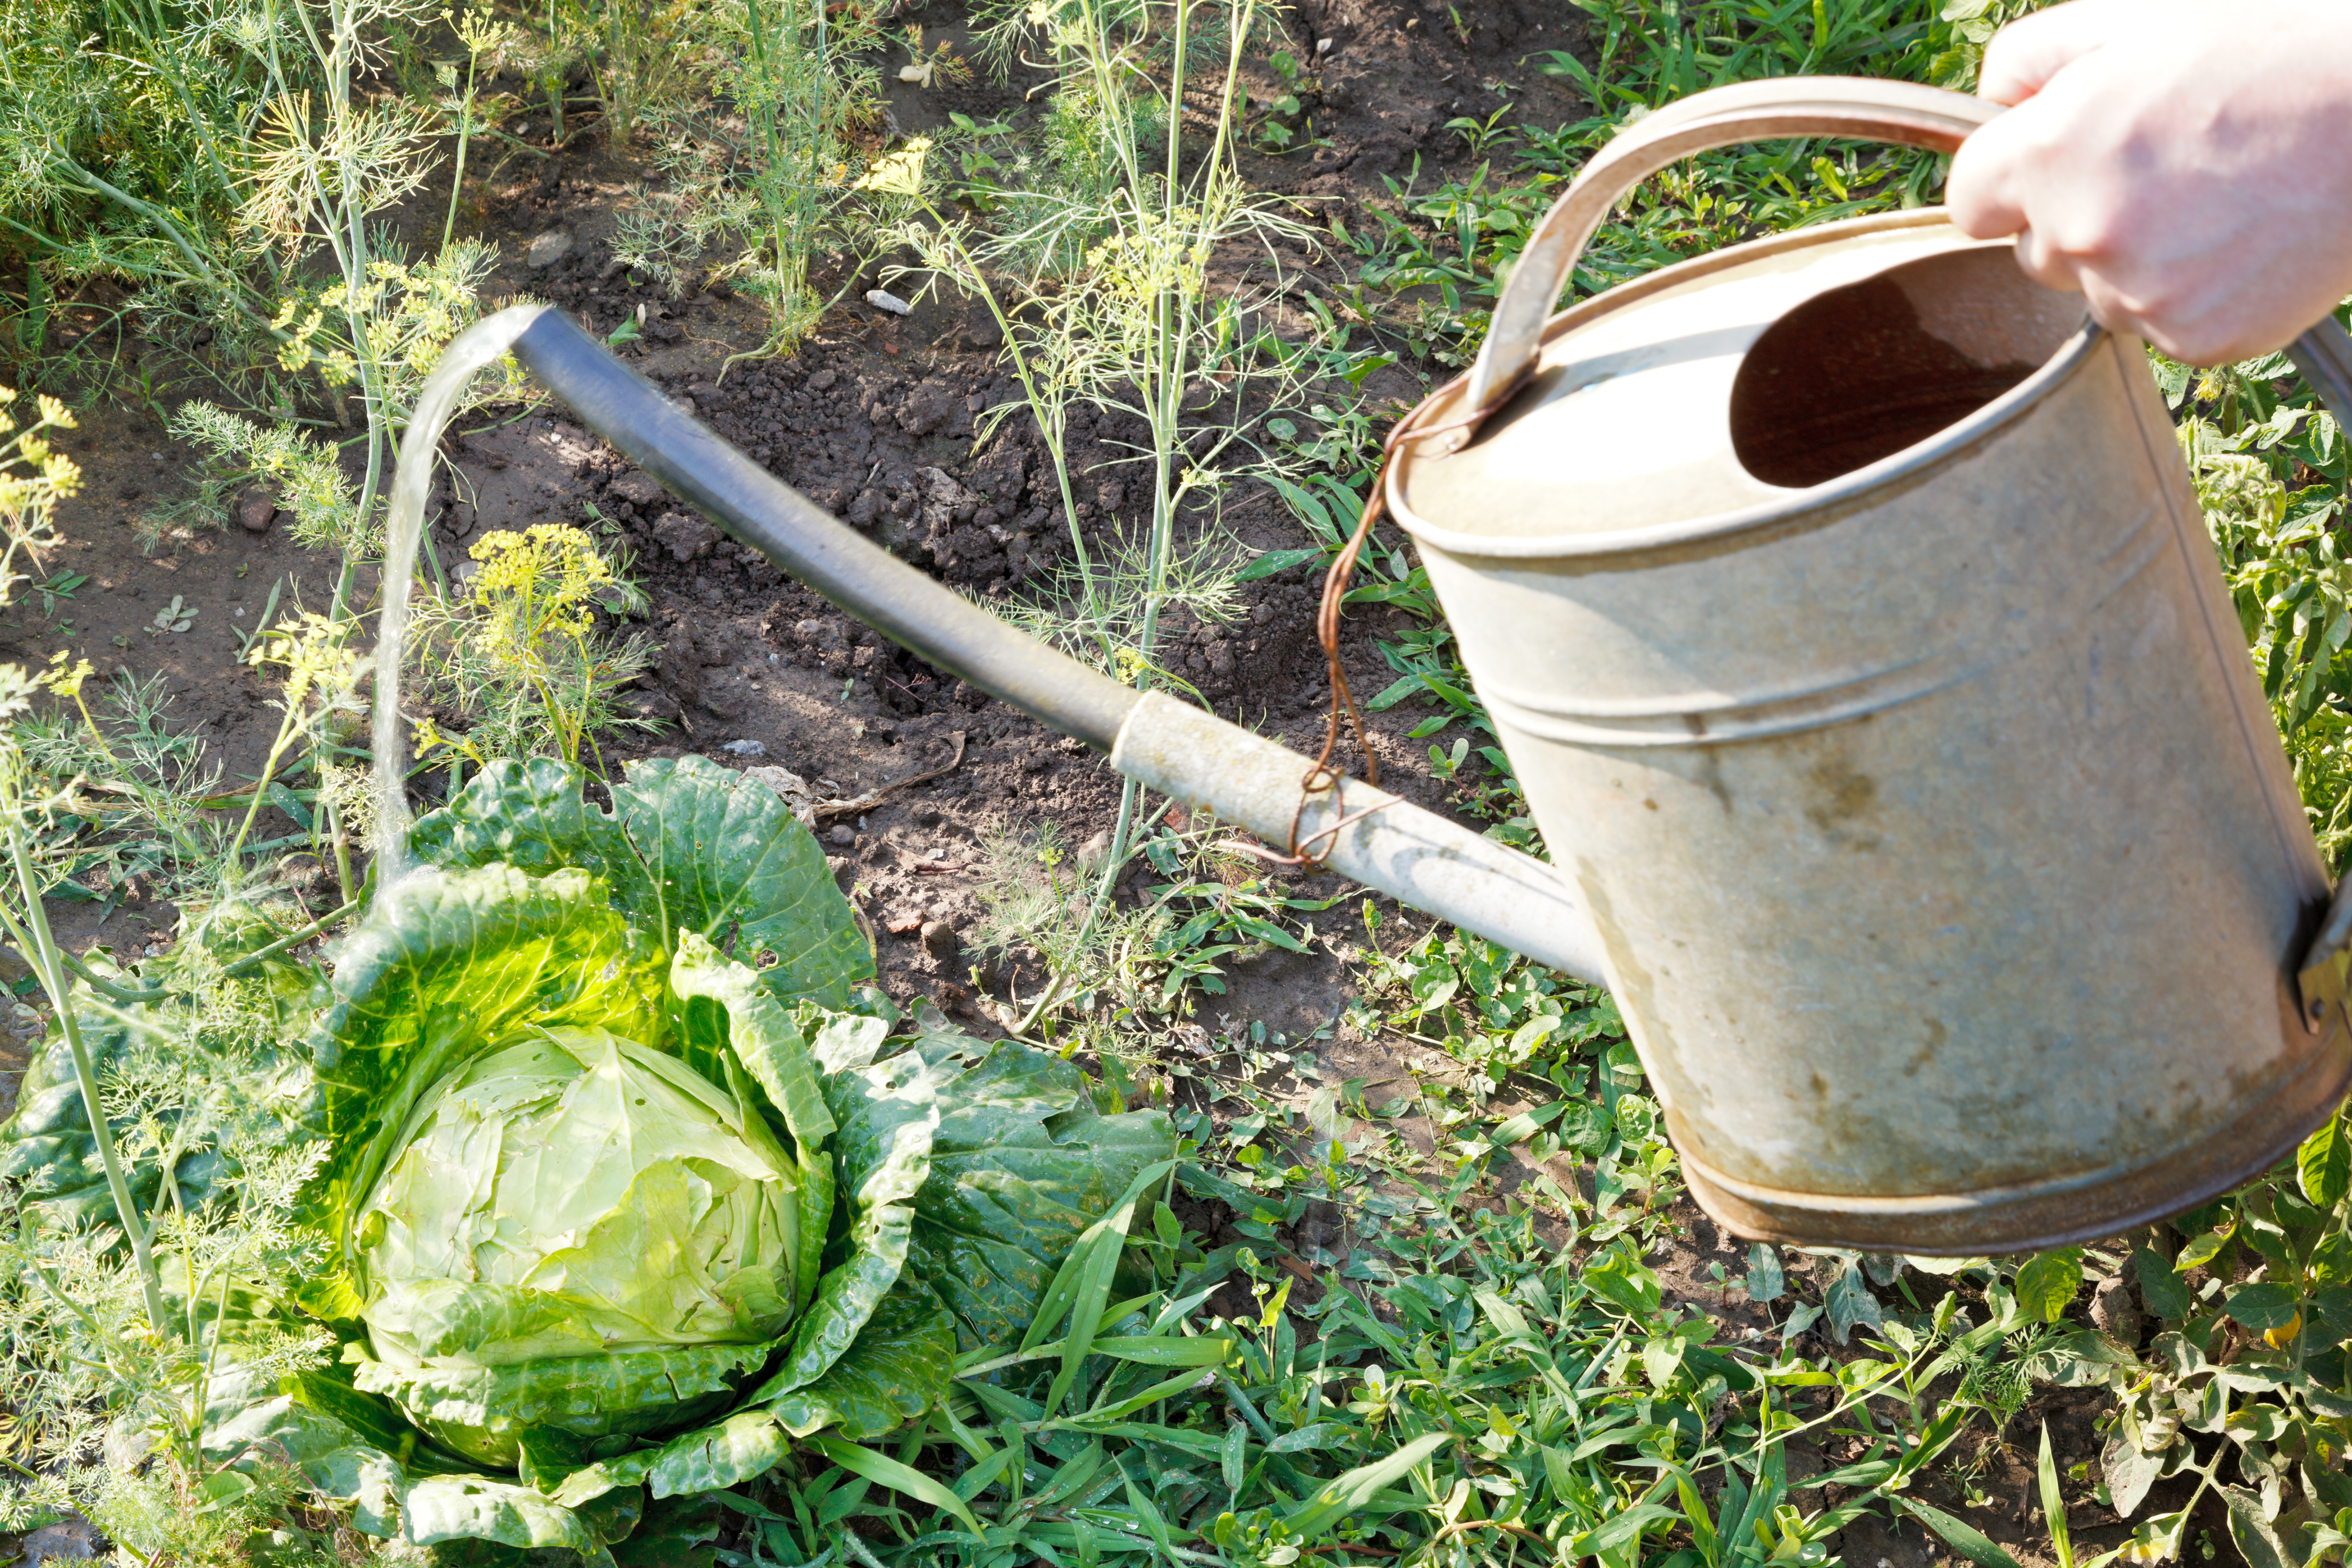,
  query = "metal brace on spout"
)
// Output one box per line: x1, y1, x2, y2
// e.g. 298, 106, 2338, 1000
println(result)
2299, 879, 2352, 1033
